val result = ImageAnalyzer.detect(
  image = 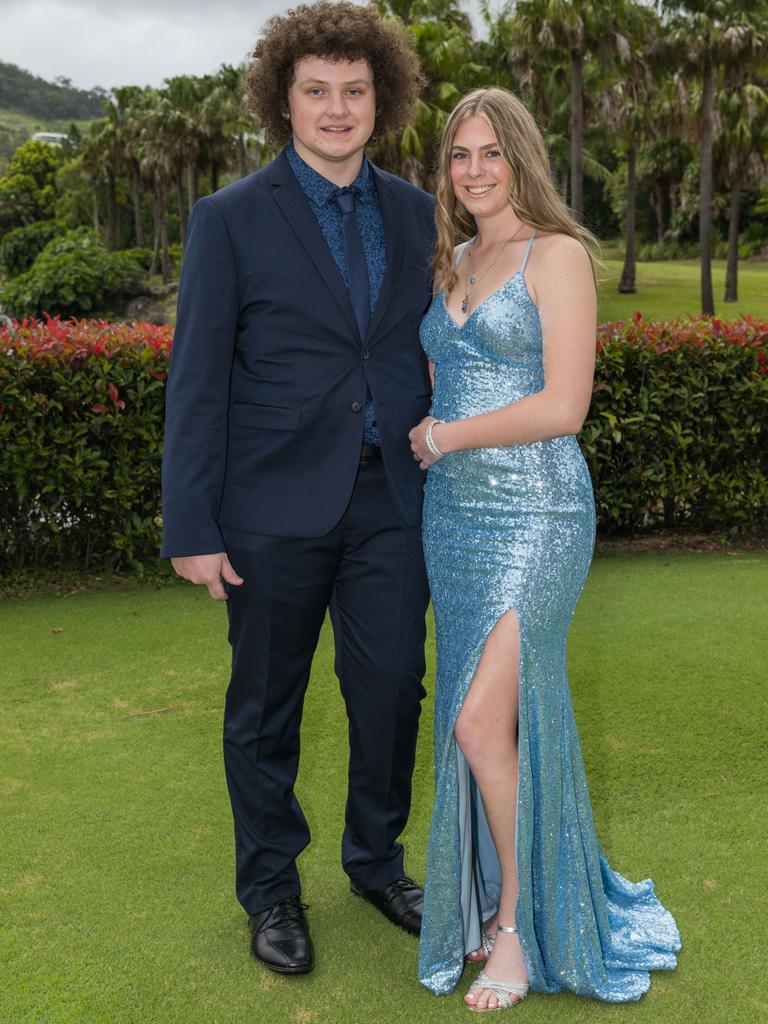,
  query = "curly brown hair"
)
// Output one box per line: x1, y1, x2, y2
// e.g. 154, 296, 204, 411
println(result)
245, 2, 424, 147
